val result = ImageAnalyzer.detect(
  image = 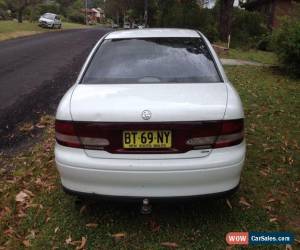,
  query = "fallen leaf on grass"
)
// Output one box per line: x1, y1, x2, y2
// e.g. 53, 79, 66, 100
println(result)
4, 227, 15, 237
226, 199, 232, 210
25, 230, 36, 240
263, 205, 272, 212
149, 219, 160, 232
65, 236, 72, 245
17, 209, 27, 218
112, 232, 126, 240
19, 123, 34, 132
25, 203, 43, 209
259, 170, 269, 177
16, 191, 29, 203
54, 227, 59, 233
86, 223, 98, 228
239, 197, 251, 208
35, 123, 46, 129
267, 198, 276, 203
269, 217, 278, 223
76, 237, 87, 250
287, 156, 294, 166
161, 242, 178, 248
79, 205, 87, 214
23, 240, 30, 247
23, 189, 34, 197
4, 206, 11, 213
